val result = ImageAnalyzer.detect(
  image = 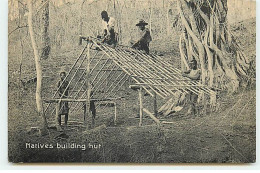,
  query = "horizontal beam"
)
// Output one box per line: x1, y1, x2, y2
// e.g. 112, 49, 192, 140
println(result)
43, 97, 125, 103
99, 69, 123, 71
134, 83, 205, 88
